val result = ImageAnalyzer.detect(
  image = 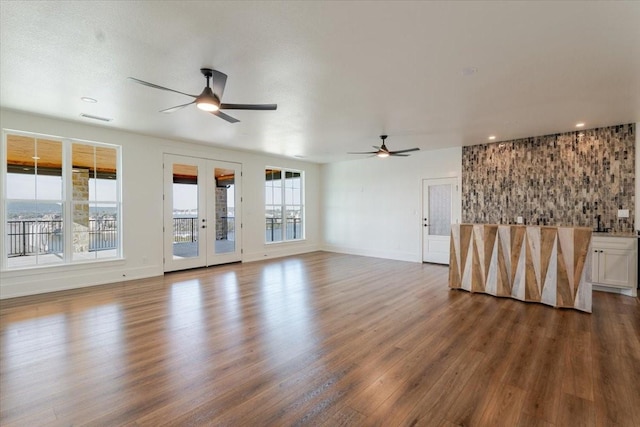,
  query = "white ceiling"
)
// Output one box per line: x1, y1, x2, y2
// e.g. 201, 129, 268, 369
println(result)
1, 1, 639, 164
